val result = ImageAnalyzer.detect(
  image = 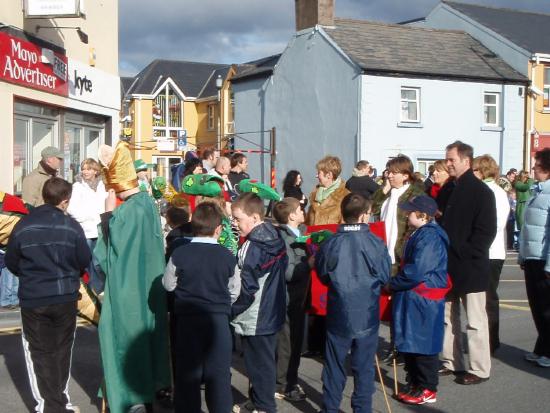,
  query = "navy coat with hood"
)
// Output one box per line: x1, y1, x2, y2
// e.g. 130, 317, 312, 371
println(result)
231, 221, 288, 336
315, 223, 391, 339
390, 222, 450, 355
